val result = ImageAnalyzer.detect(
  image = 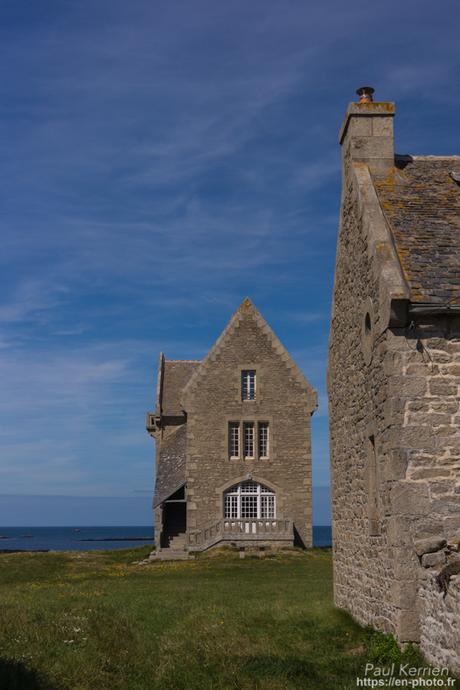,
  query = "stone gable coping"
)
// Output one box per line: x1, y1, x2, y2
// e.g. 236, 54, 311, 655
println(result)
180, 297, 317, 412
352, 162, 411, 331
155, 352, 165, 413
